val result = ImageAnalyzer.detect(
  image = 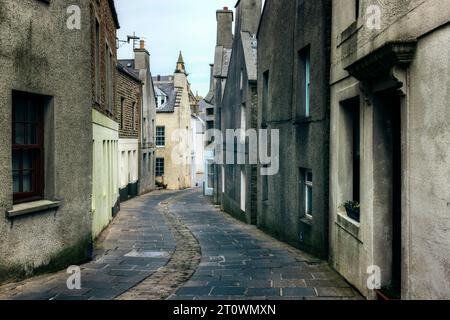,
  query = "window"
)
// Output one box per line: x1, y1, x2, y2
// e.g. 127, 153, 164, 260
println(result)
240, 169, 246, 212
95, 19, 101, 101
132, 102, 136, 132
12, 92, 45, 204
299, 47, 311, 118
351, 101, 361, 203
105, 43, 113, 113
156, 158, 165, 176
156, 126, 165, 147
240, 104, 246, 143
120, 97, 125, 129
206, 108, 214, 116
262, 71, 269, 125
342, 97, 361, 205
262, 165, 269, 201
304, 169, 313, 217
